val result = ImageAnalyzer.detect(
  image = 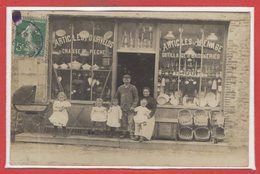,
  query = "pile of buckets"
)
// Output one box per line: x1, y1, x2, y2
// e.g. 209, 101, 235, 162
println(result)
177, 109, 225, 143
